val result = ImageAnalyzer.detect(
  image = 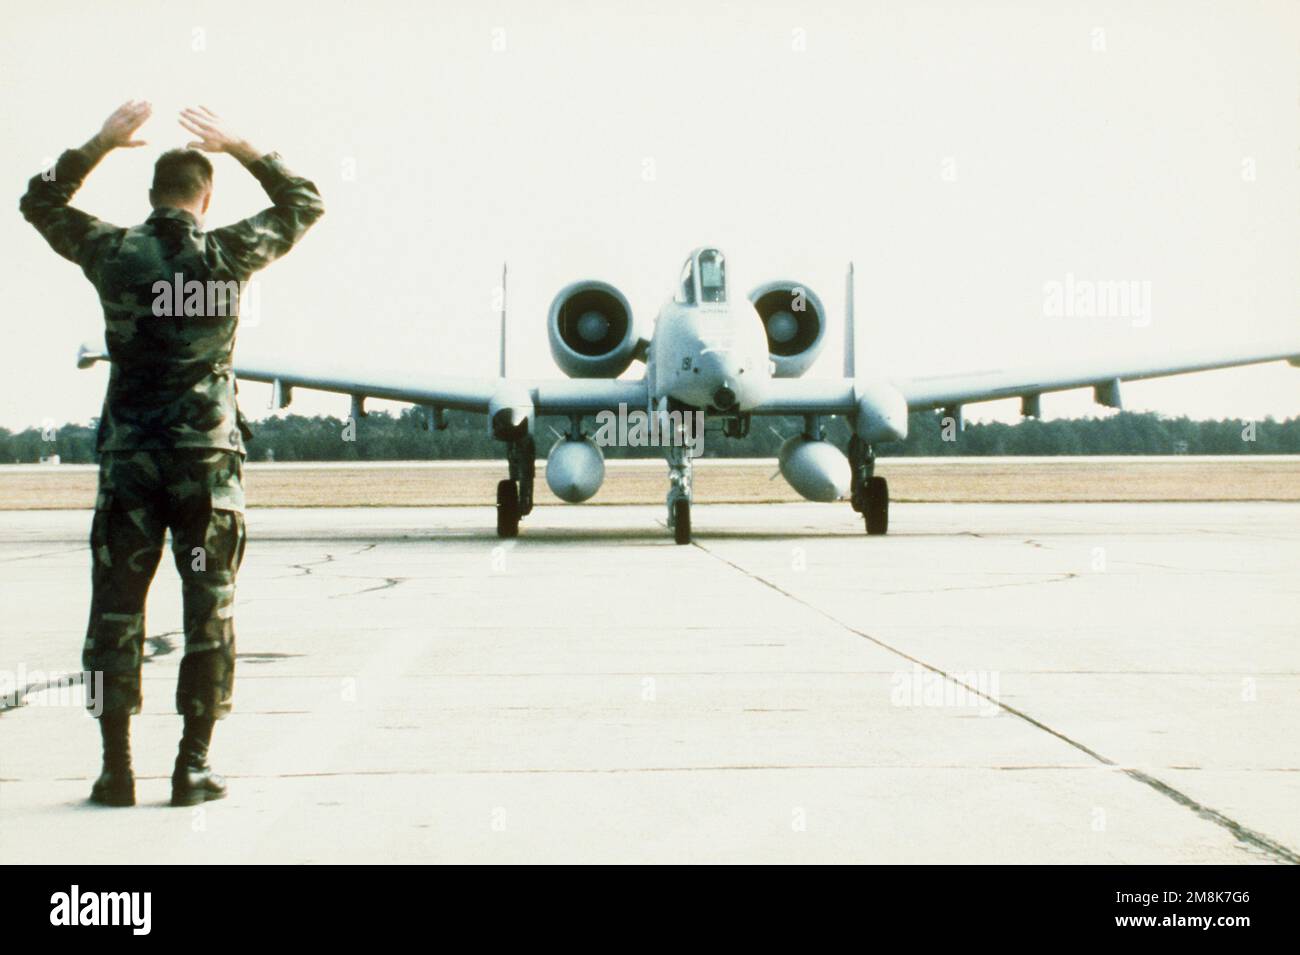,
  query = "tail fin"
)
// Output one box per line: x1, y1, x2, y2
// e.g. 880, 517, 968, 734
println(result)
843, 262, 856, 378
498, 262, 509, 378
